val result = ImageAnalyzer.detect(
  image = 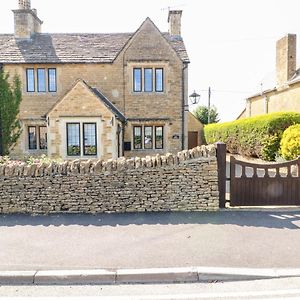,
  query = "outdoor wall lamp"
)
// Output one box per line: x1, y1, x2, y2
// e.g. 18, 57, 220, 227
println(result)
189, 90, 200, 104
